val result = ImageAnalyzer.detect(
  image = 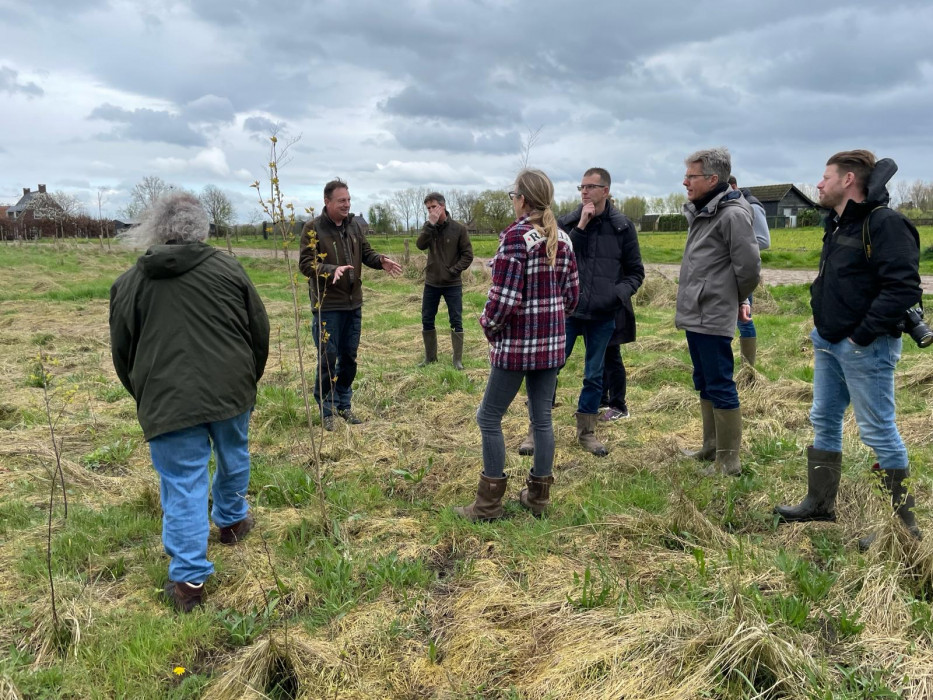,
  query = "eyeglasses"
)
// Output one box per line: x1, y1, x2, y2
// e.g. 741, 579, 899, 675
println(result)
577, 184, 607, 192
508, 191, 523, 200
683, 174, 711, 181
